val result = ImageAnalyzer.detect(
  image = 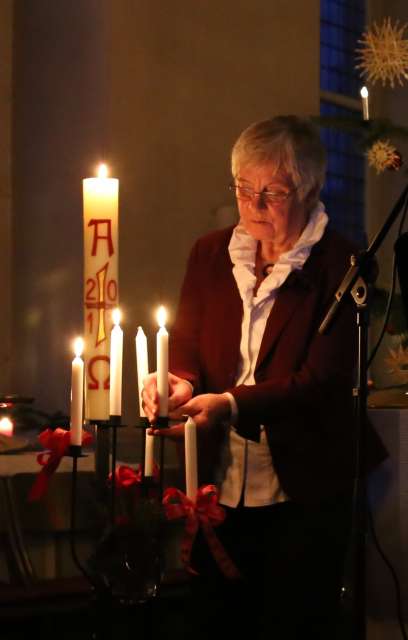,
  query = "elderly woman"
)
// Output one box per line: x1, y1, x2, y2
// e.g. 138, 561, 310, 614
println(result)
143, 116, 386, 639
